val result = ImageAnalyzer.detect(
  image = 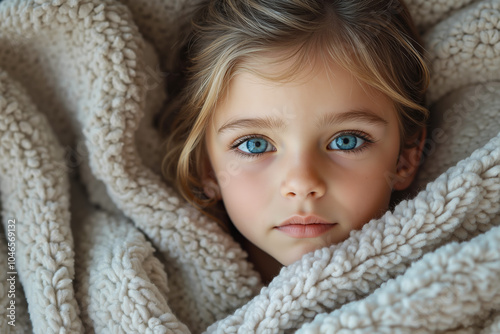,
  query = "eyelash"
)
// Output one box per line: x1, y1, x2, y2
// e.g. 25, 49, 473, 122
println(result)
229, 130, 376, 159
335, 130, 375, 154
229, 134, 274, 159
